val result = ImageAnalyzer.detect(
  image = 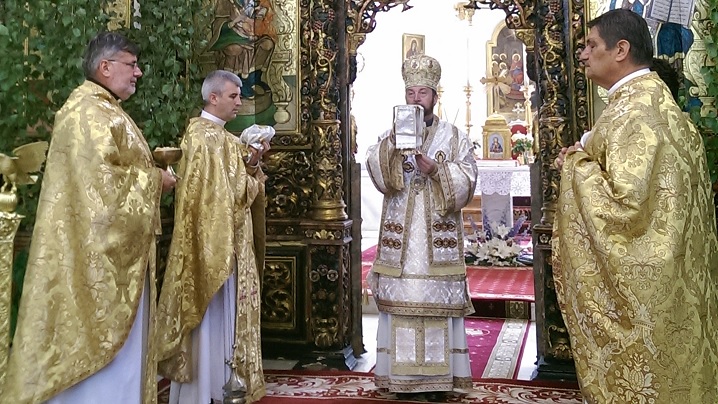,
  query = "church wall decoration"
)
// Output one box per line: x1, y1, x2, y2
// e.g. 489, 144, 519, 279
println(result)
199, 0, 301, 135
483, 22, 527, 122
